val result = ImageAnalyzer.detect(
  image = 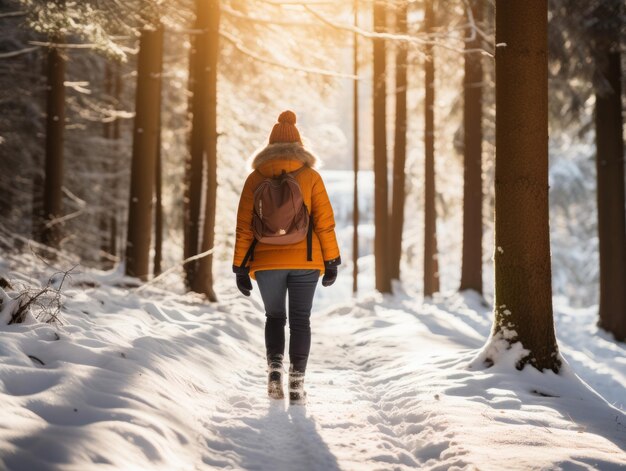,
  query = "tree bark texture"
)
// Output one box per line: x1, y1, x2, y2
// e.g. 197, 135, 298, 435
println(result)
41, 37, 66, 249
423, 0, 439, 296
390, 2, 408, 282
125, 25, 164, 280
595, 49, 626, 342
188, 0, 220, 301
493, 0, 560, 371
373, 0, 392, 293
352, 0, 360, 294
460, 0, 484, 294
